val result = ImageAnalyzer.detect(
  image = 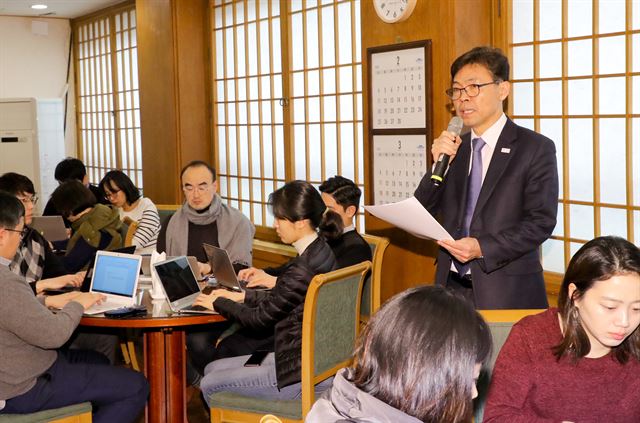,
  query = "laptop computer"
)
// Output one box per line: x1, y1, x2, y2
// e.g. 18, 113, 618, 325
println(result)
84, 250, 142, 315
30, 216, 68, 241
202, 243, 247, 292
43, 246, 136, 295
153, 256, 217, 315
141, 254, 200, 278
